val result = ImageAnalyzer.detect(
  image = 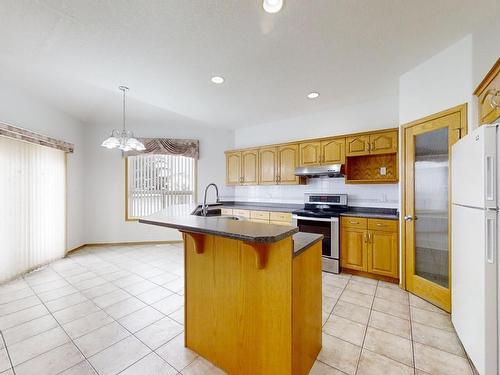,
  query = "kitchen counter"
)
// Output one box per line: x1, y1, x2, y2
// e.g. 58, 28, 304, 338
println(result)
139, 205, 322, 374
341, 207, 399, 220
139, 209, 298, 244
220, 201, 303, 213
293, 232, 323, 256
